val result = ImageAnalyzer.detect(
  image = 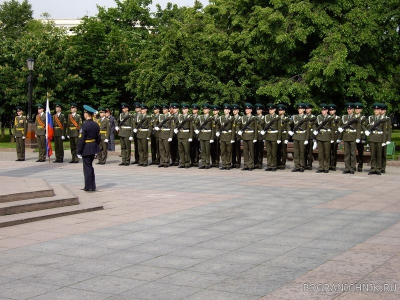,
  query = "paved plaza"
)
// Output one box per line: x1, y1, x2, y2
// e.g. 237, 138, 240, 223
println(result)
1, 149, 400, 299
